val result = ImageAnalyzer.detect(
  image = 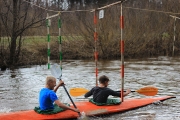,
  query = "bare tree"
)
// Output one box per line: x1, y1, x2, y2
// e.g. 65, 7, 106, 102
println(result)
0, 0, 46, 67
